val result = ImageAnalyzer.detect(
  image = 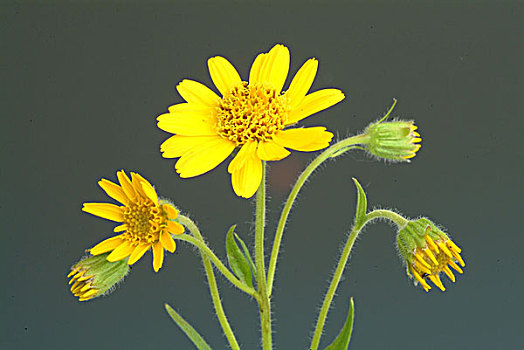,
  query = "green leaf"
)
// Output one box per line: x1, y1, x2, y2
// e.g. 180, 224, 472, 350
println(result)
352, 178, 367, 229
234, 232, 257, 277
324, 298, 355, 350
165, 303, 212, 350
226, 225, 254, 288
